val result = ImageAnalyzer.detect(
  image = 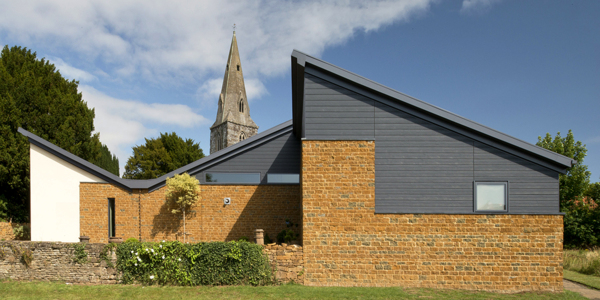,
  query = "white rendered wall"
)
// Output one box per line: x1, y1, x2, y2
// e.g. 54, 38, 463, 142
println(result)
30, 144, 104, 242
